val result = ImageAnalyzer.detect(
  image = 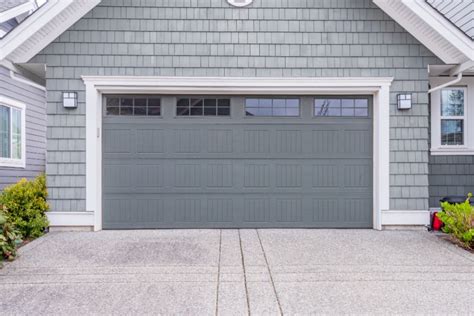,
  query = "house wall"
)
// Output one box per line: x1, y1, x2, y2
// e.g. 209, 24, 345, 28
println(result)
0, 66, 46, 188
30, 0, 440, 214
429, 156, 474, 207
